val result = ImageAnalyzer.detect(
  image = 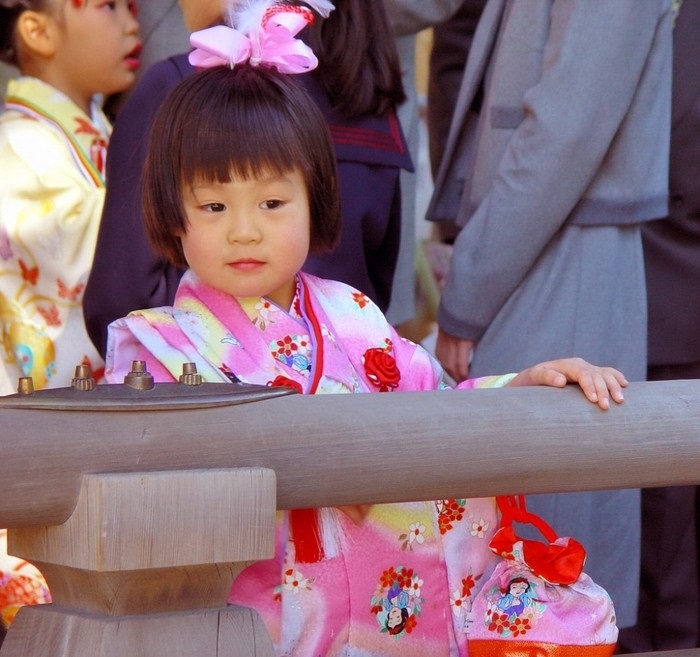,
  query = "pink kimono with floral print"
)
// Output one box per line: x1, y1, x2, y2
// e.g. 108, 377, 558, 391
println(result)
105, 270, 515, 657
